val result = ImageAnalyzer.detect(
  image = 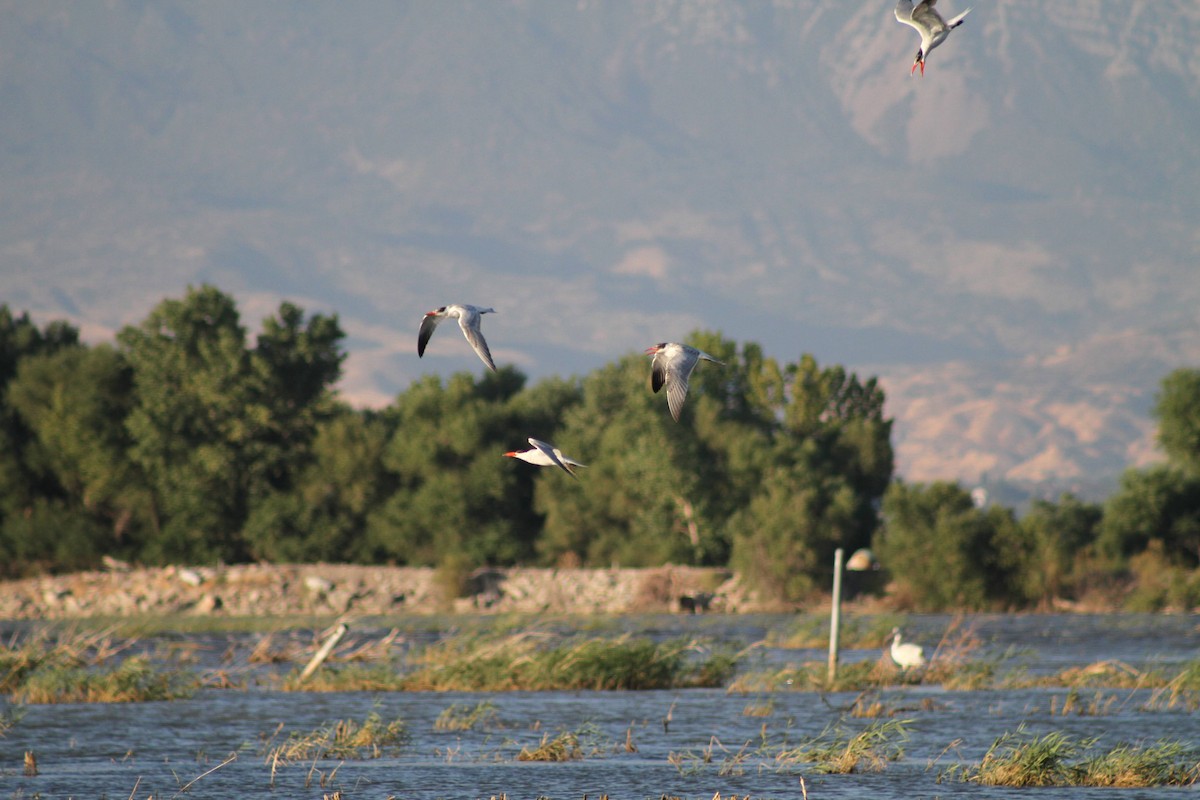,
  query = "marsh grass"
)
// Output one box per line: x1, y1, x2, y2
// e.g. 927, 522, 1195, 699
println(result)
1080, 739, 1200, 787
400, 632, 735, 691
742, 698, 774, 717
729, 658, 900, 693
279, 632, 735, 692
1046, 660, 1154, 689
434, 701, 501, 731
1047, 688, 1119, 716
668, 736, 756, 777
262, 711, 410, 765
775, 718, 910, 774
1145, 661, 1200, 711
0, 627, 132, 694
845, 690, 938, 718
947, 727, 1200, 788
9, 656, 196, 704
516, 730, 583, 762
954, 728, 1085, 786
764, 615, 903, 650
0, 705, 25, 735
282, 663, 403, 692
